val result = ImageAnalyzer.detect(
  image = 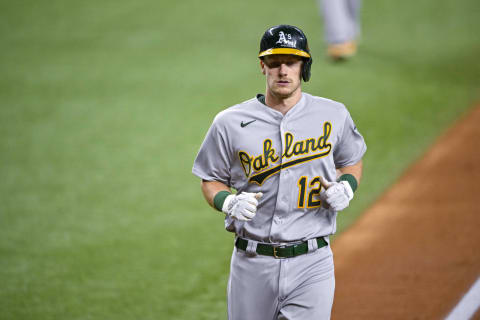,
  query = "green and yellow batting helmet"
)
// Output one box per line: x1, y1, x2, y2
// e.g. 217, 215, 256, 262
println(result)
258, 24, 313, 82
